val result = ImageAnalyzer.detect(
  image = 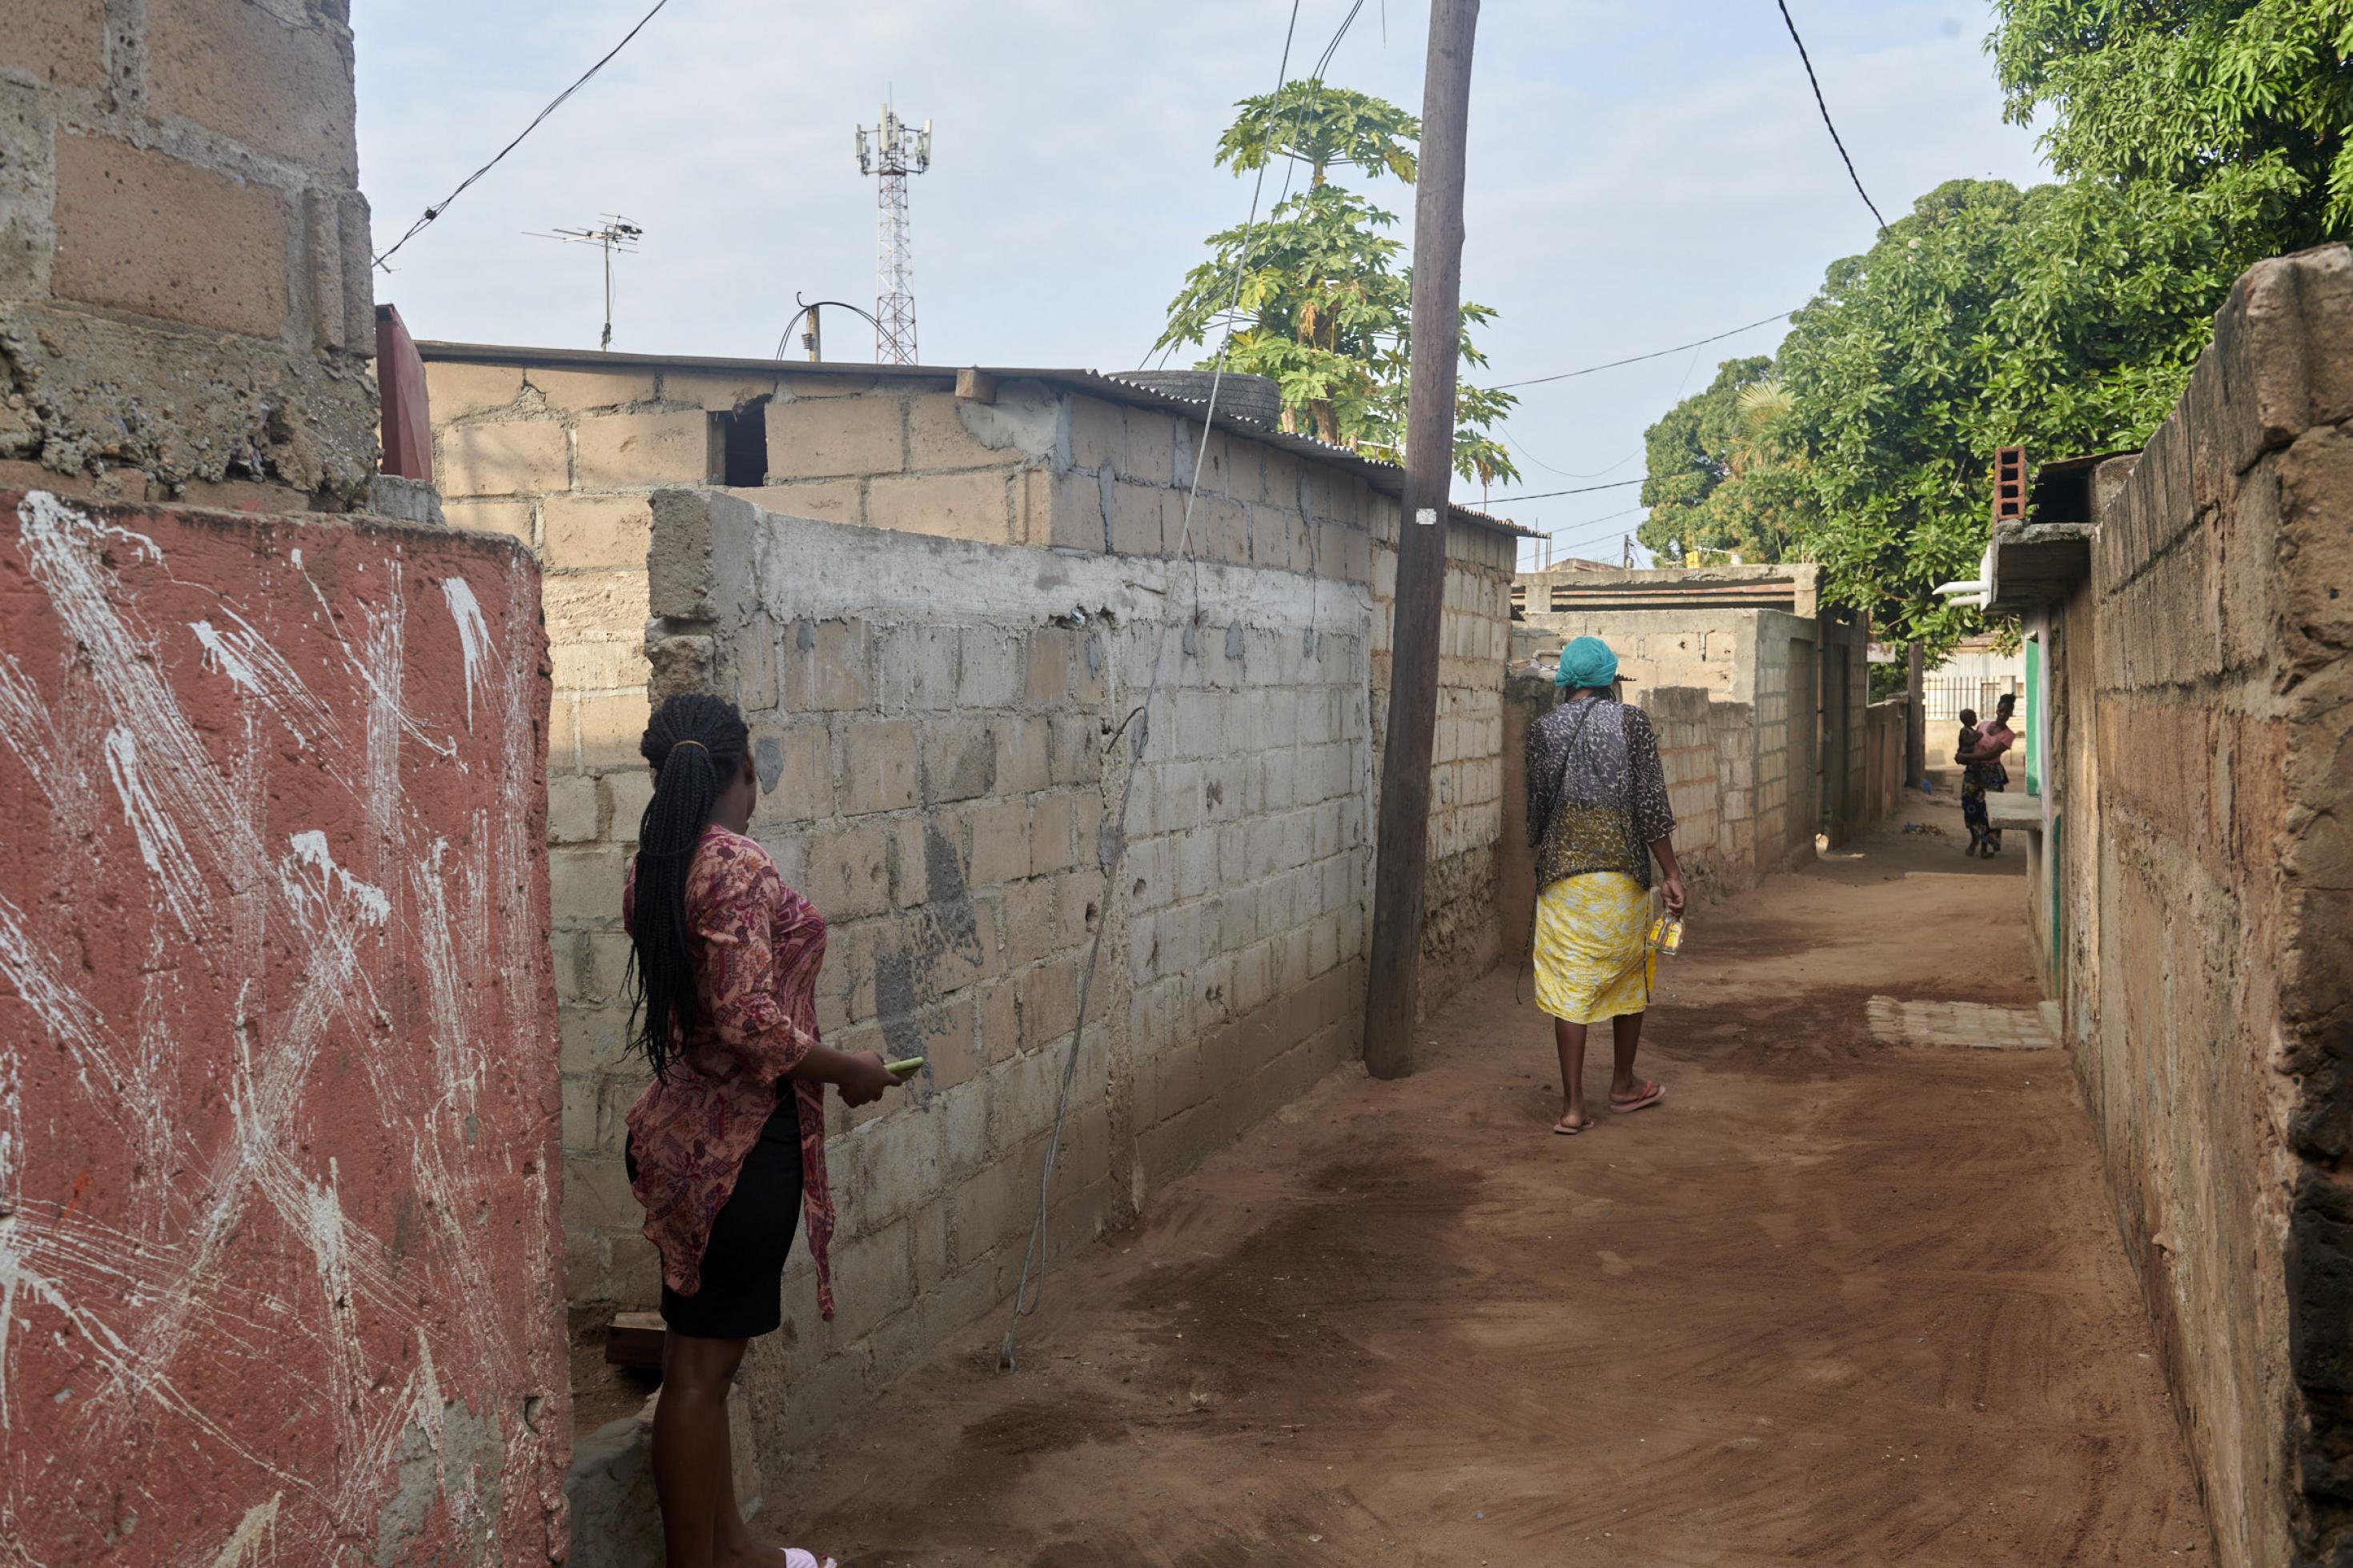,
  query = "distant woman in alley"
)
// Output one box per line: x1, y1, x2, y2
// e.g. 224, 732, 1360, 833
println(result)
1959, 692, 2019, 858
622, 693, 902, 1568
1524, 637, 1685, 1136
